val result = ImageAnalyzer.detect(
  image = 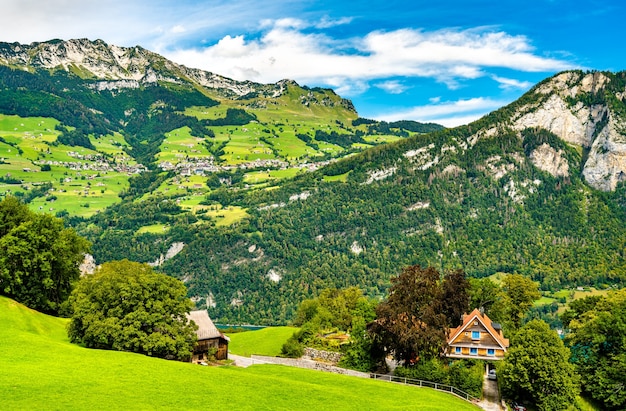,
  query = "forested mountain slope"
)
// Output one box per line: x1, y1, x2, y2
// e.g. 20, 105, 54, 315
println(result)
89, 71, 626, 325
